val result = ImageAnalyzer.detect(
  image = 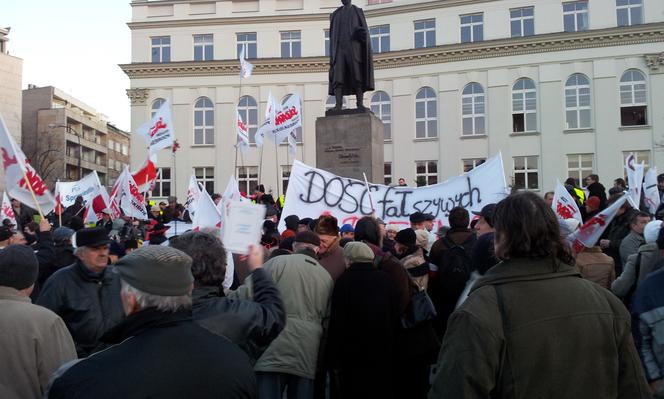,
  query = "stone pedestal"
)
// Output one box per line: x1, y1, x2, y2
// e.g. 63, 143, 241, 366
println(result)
315, 111, 385, 183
